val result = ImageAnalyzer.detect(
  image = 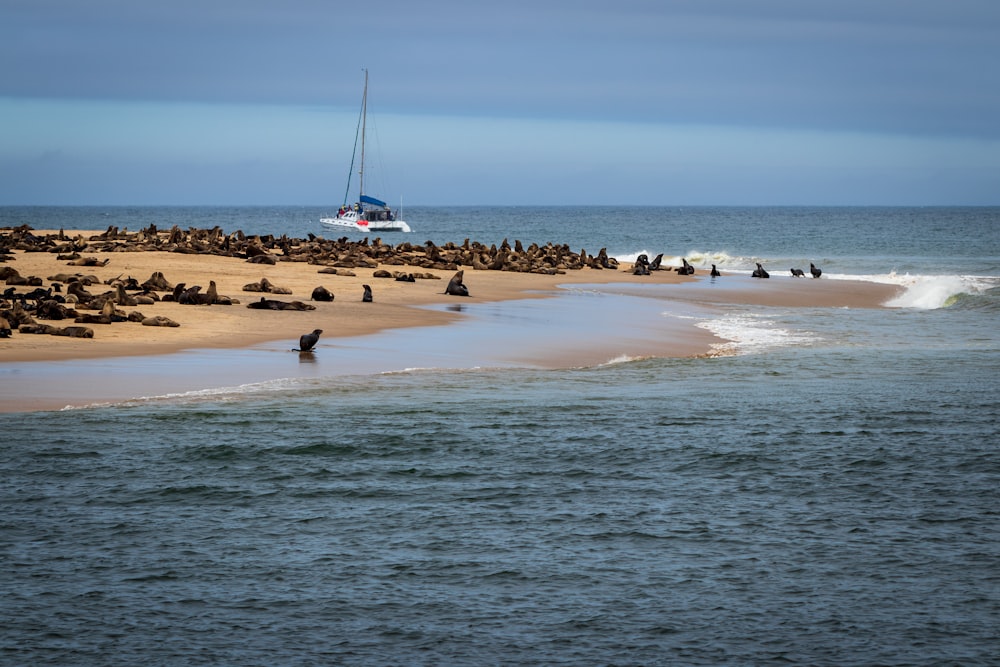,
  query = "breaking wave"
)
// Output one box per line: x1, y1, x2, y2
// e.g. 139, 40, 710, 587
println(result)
853, 273, 1000, 310
697, 314, 818, 356
615, 247, 999, 311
